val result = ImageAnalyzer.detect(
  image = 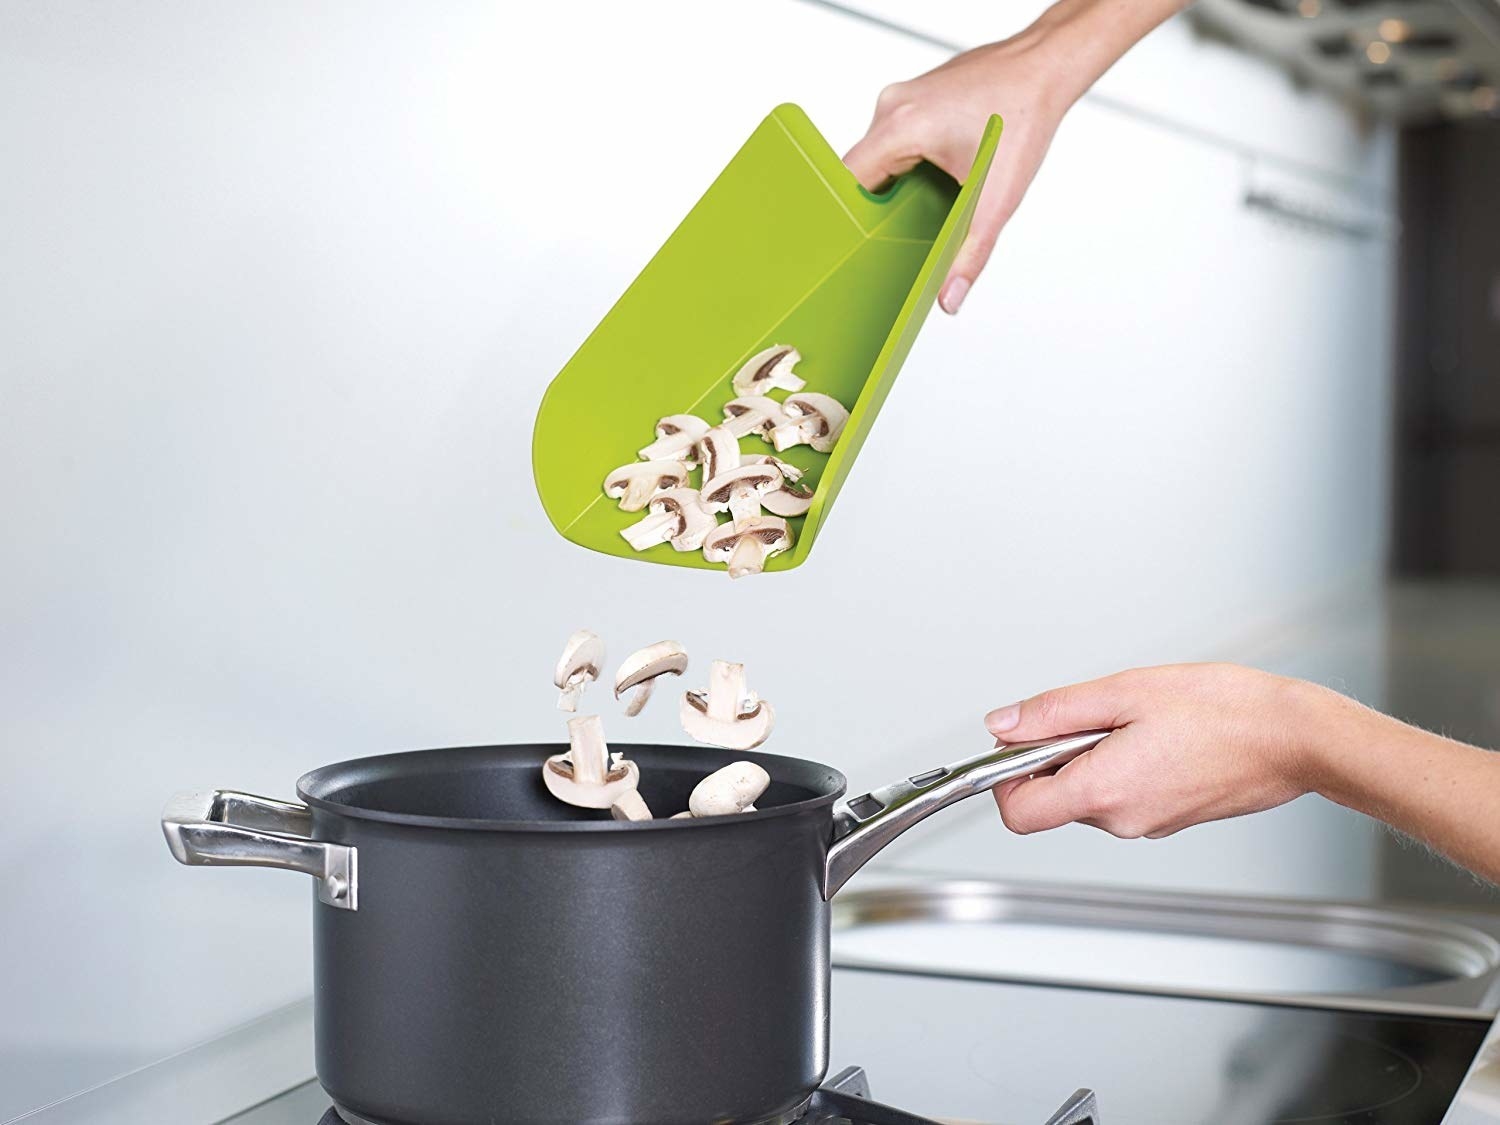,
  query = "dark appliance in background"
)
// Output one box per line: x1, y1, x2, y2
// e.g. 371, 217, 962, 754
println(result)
1396, 118, 1500, 575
